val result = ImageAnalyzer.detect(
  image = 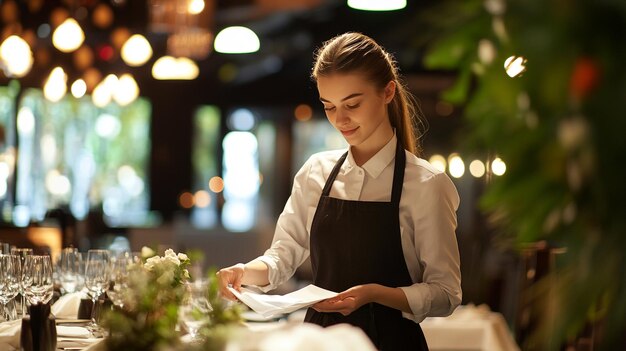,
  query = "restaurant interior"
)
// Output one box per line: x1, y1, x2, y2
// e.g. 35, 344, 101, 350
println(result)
0, 0, 624, 350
